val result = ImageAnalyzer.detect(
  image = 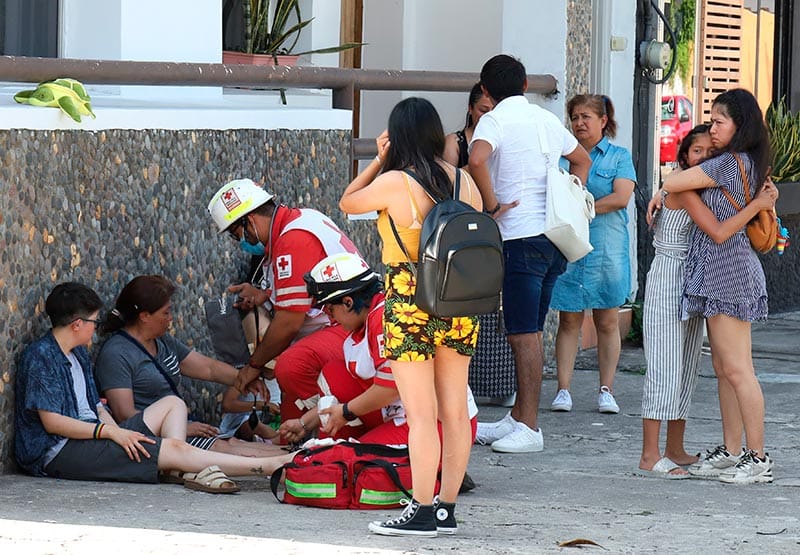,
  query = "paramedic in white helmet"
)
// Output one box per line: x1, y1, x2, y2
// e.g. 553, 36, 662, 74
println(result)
207, 179, 361, 426
279, 252, 408, 445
